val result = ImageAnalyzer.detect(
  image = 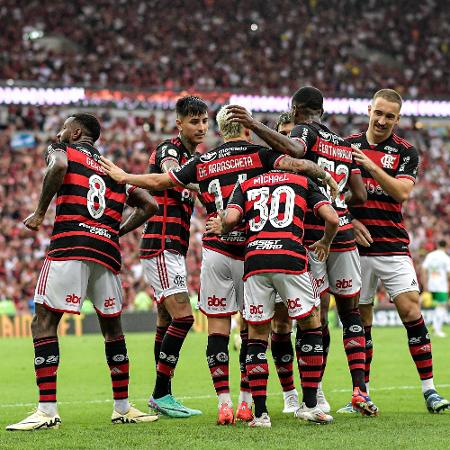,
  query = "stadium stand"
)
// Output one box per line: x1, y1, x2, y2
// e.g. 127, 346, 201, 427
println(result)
0, 0, 448, 97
